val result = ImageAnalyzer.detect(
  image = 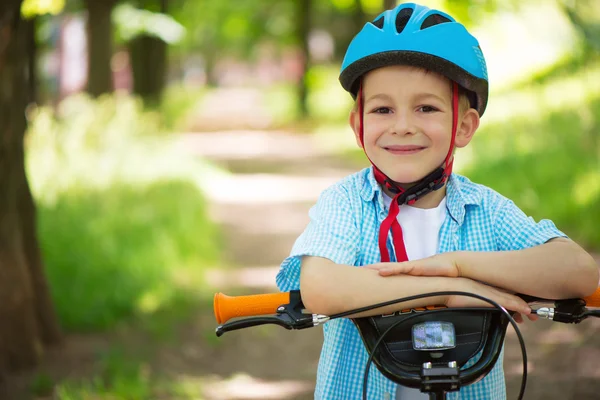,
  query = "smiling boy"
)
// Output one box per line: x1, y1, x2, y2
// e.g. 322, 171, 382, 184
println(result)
276, 3, 598, 399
